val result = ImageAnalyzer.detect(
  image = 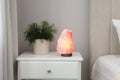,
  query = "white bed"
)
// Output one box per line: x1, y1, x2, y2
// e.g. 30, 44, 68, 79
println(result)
91, 55, 120, 80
